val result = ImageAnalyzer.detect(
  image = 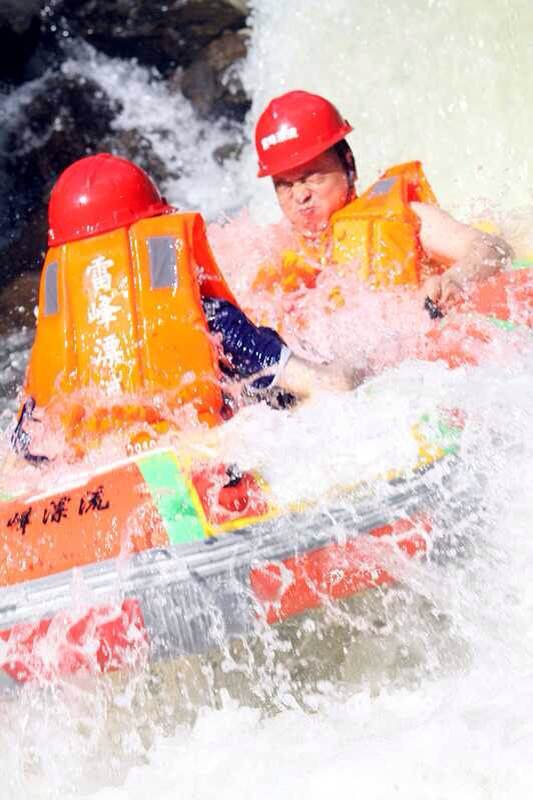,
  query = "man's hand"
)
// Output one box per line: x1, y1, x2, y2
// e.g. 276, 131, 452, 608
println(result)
422, 272, 462, 308
277, 355, 355, 398
413, 202, 513, 312
413, 201, 513, 281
